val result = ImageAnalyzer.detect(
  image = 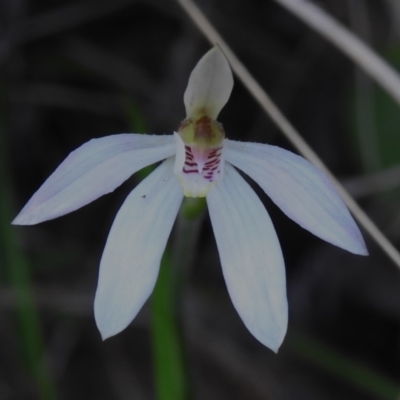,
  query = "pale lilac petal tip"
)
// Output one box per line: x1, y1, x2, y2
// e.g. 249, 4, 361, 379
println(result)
94, 157, 183, 340
12, 134, 175, 226
207, 163, 288, 352
224, 139, 368, 256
